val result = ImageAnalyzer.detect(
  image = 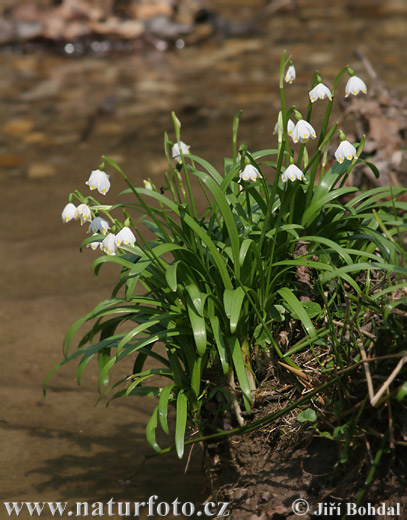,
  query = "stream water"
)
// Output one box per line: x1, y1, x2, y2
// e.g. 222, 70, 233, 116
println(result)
1, 1, 406, 518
